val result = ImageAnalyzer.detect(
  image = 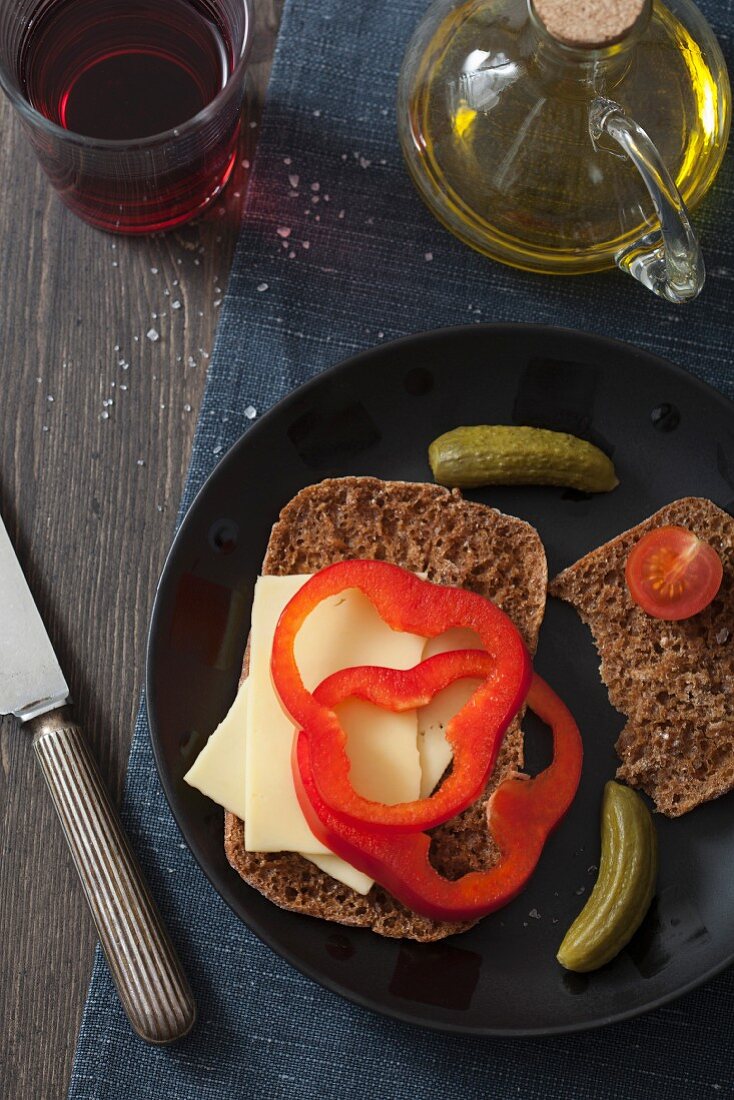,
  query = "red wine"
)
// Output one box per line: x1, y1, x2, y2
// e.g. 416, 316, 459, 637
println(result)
22, 0, 231, 139
17, 0, 246, 232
